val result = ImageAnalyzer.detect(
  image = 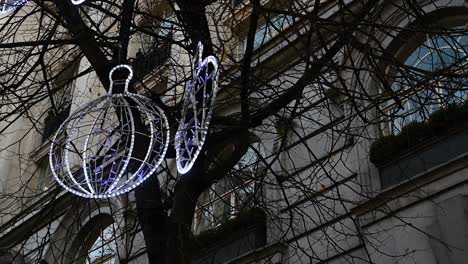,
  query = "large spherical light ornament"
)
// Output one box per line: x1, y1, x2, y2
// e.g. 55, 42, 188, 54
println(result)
49, 65, 170, 199
175, 42, 219, 174
0, 0, 27, 16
